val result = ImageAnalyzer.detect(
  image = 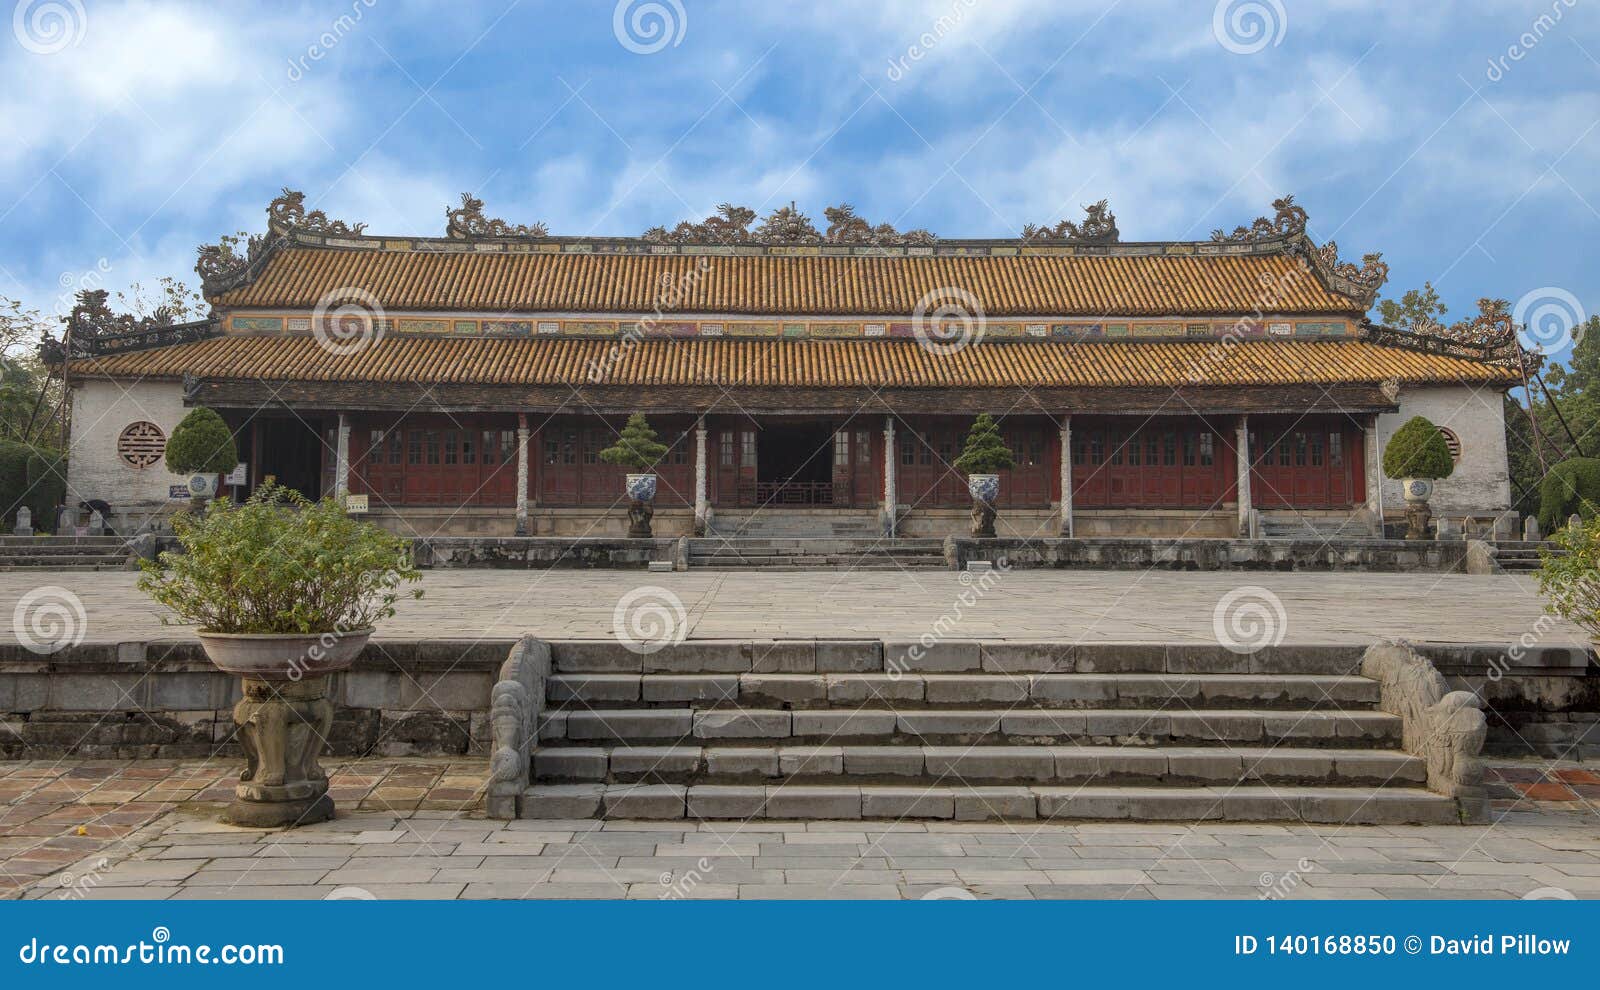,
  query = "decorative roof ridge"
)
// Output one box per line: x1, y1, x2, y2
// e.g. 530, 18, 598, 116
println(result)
197, 190, 1386, 309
